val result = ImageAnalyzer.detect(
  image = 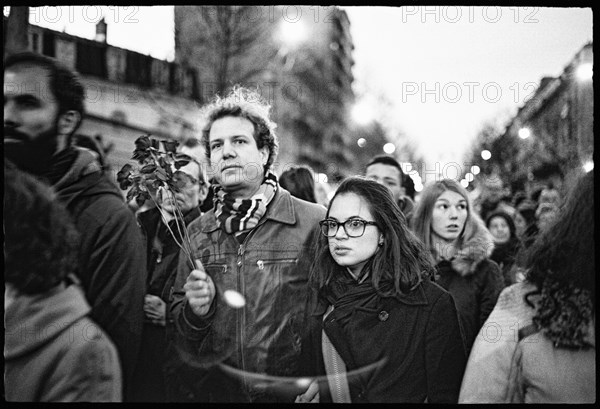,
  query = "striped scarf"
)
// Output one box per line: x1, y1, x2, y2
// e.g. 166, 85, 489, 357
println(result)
213, 171, 278, 235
